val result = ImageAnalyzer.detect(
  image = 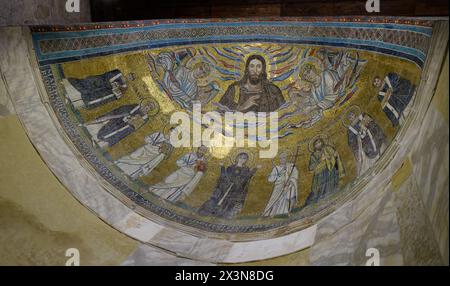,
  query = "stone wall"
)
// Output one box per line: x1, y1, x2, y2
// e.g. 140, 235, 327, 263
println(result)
0, 0, 91, 26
